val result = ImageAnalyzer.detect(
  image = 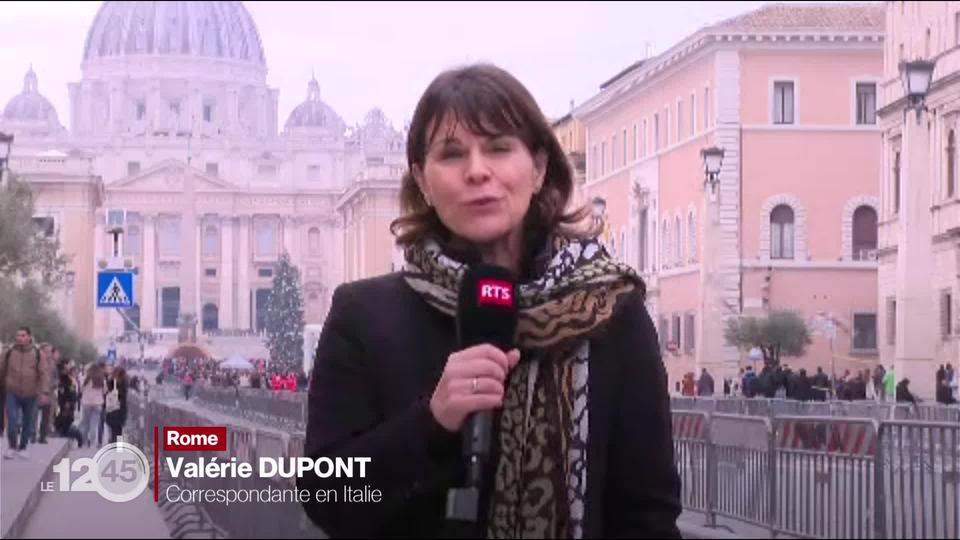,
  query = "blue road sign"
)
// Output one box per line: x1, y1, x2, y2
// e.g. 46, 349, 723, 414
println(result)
97, 271, 134, 308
